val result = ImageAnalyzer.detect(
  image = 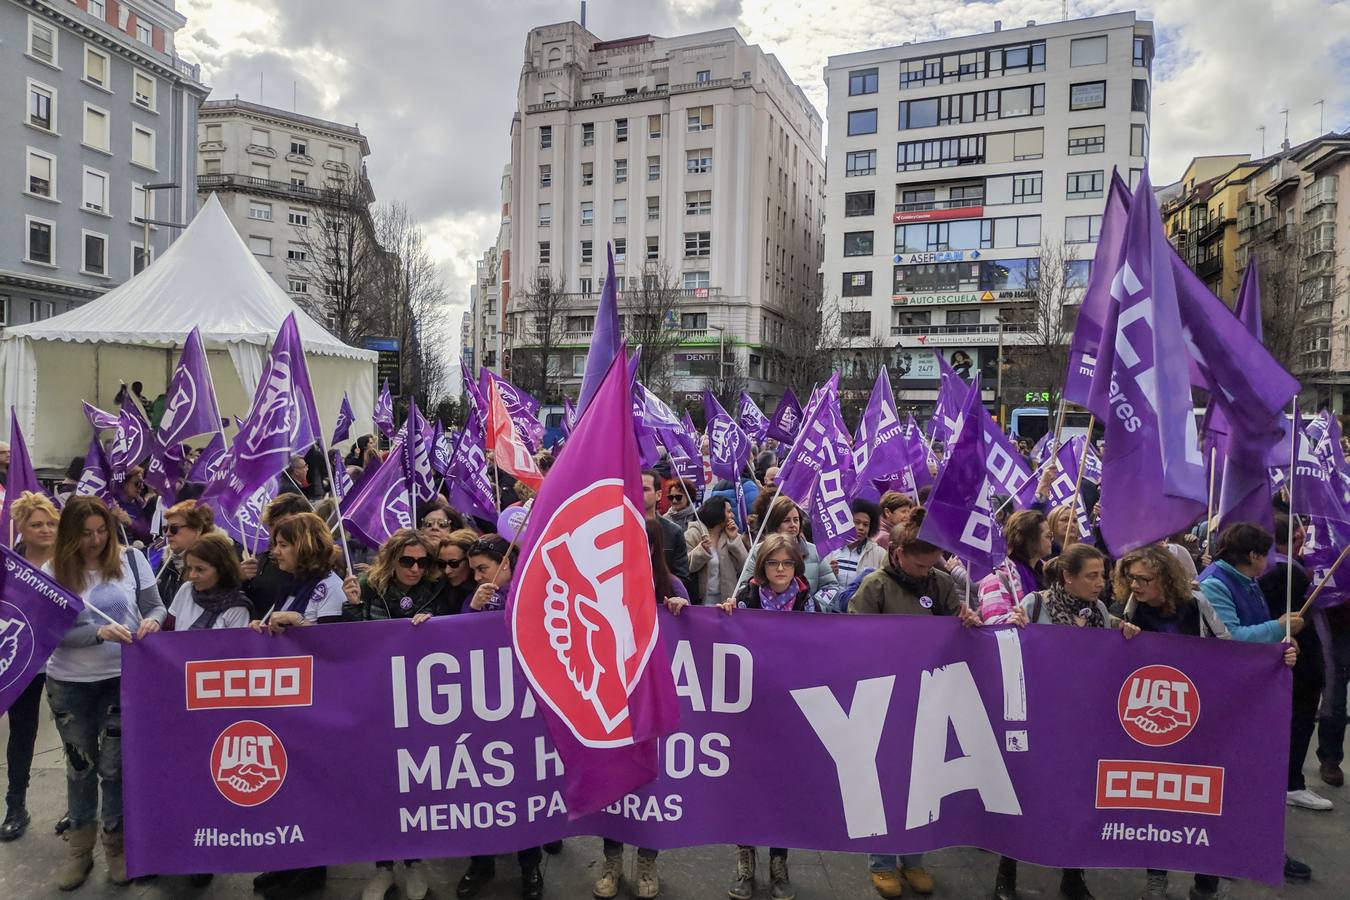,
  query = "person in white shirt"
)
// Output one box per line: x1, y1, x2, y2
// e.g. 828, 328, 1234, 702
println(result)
44, 496, 164, 890
166, 533, 251, 631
